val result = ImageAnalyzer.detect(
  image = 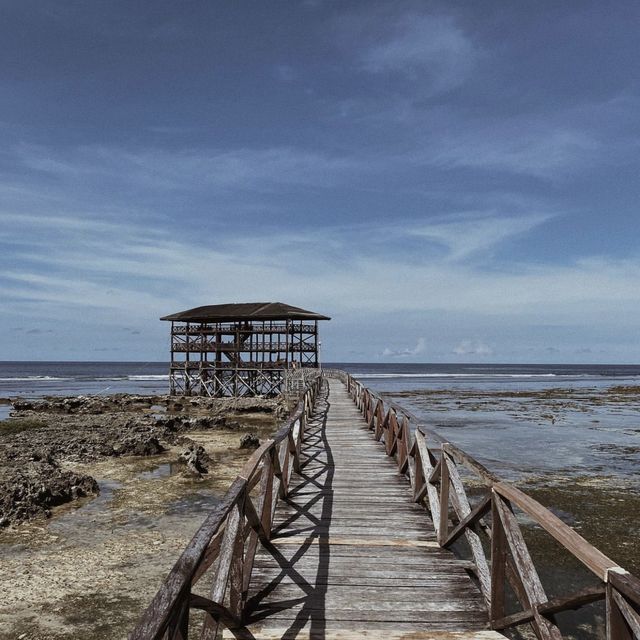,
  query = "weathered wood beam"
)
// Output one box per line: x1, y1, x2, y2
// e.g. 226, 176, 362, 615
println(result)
414, 430, 441, 539
443, 492, 491, 548
444, 453, 491, 605
494, 481, 619, 581
189, 594, 241, 629
490, 495, 507, 624
493, 493, 563, 640
492, 585, 605, 630
611, 589, 640, 638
